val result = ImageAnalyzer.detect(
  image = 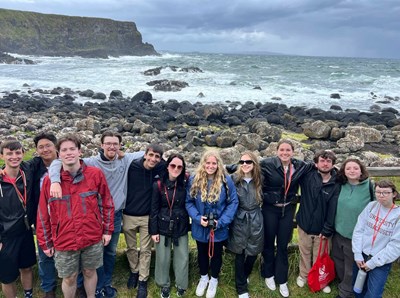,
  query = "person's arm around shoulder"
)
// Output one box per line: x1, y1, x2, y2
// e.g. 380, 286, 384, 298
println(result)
49, 159, 63, 198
